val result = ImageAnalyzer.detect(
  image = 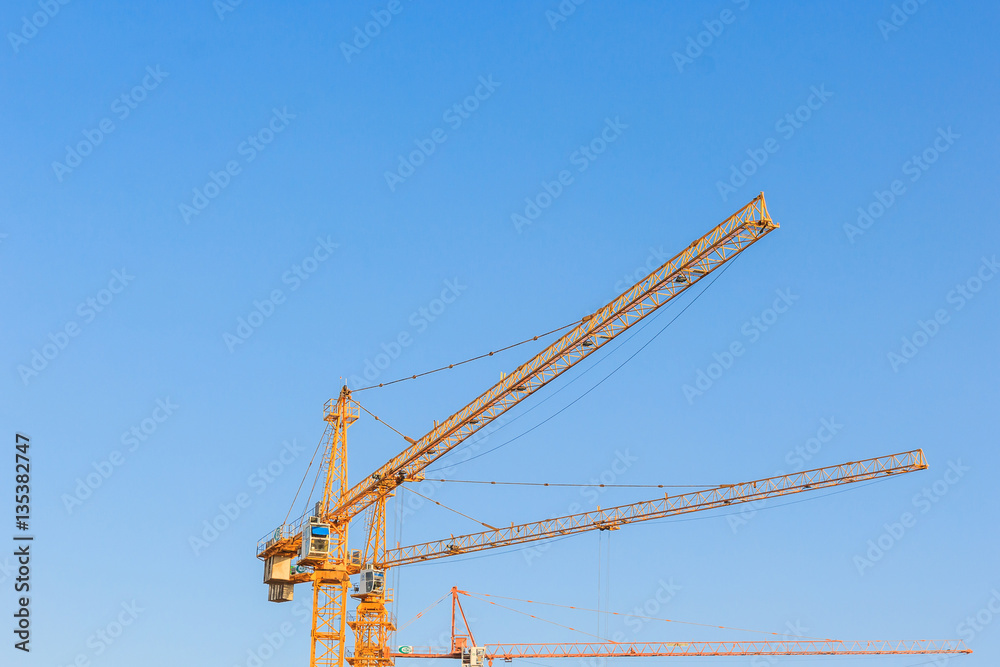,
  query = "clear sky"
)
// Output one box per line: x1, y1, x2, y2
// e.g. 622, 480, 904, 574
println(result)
2, 1, 998, 666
